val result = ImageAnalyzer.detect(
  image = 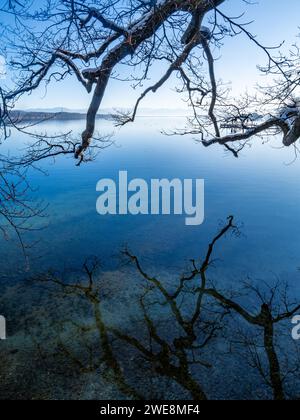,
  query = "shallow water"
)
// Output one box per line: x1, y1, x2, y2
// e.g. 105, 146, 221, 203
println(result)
1, 116, 300, 400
